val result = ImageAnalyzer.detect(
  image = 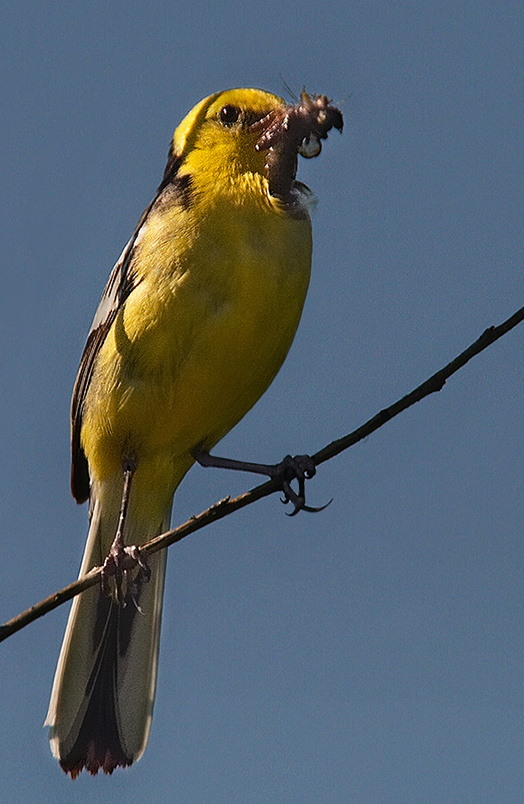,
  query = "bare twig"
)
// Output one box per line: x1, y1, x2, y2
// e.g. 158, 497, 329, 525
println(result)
313, 304, 524, 466
1, 303, 523, 644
